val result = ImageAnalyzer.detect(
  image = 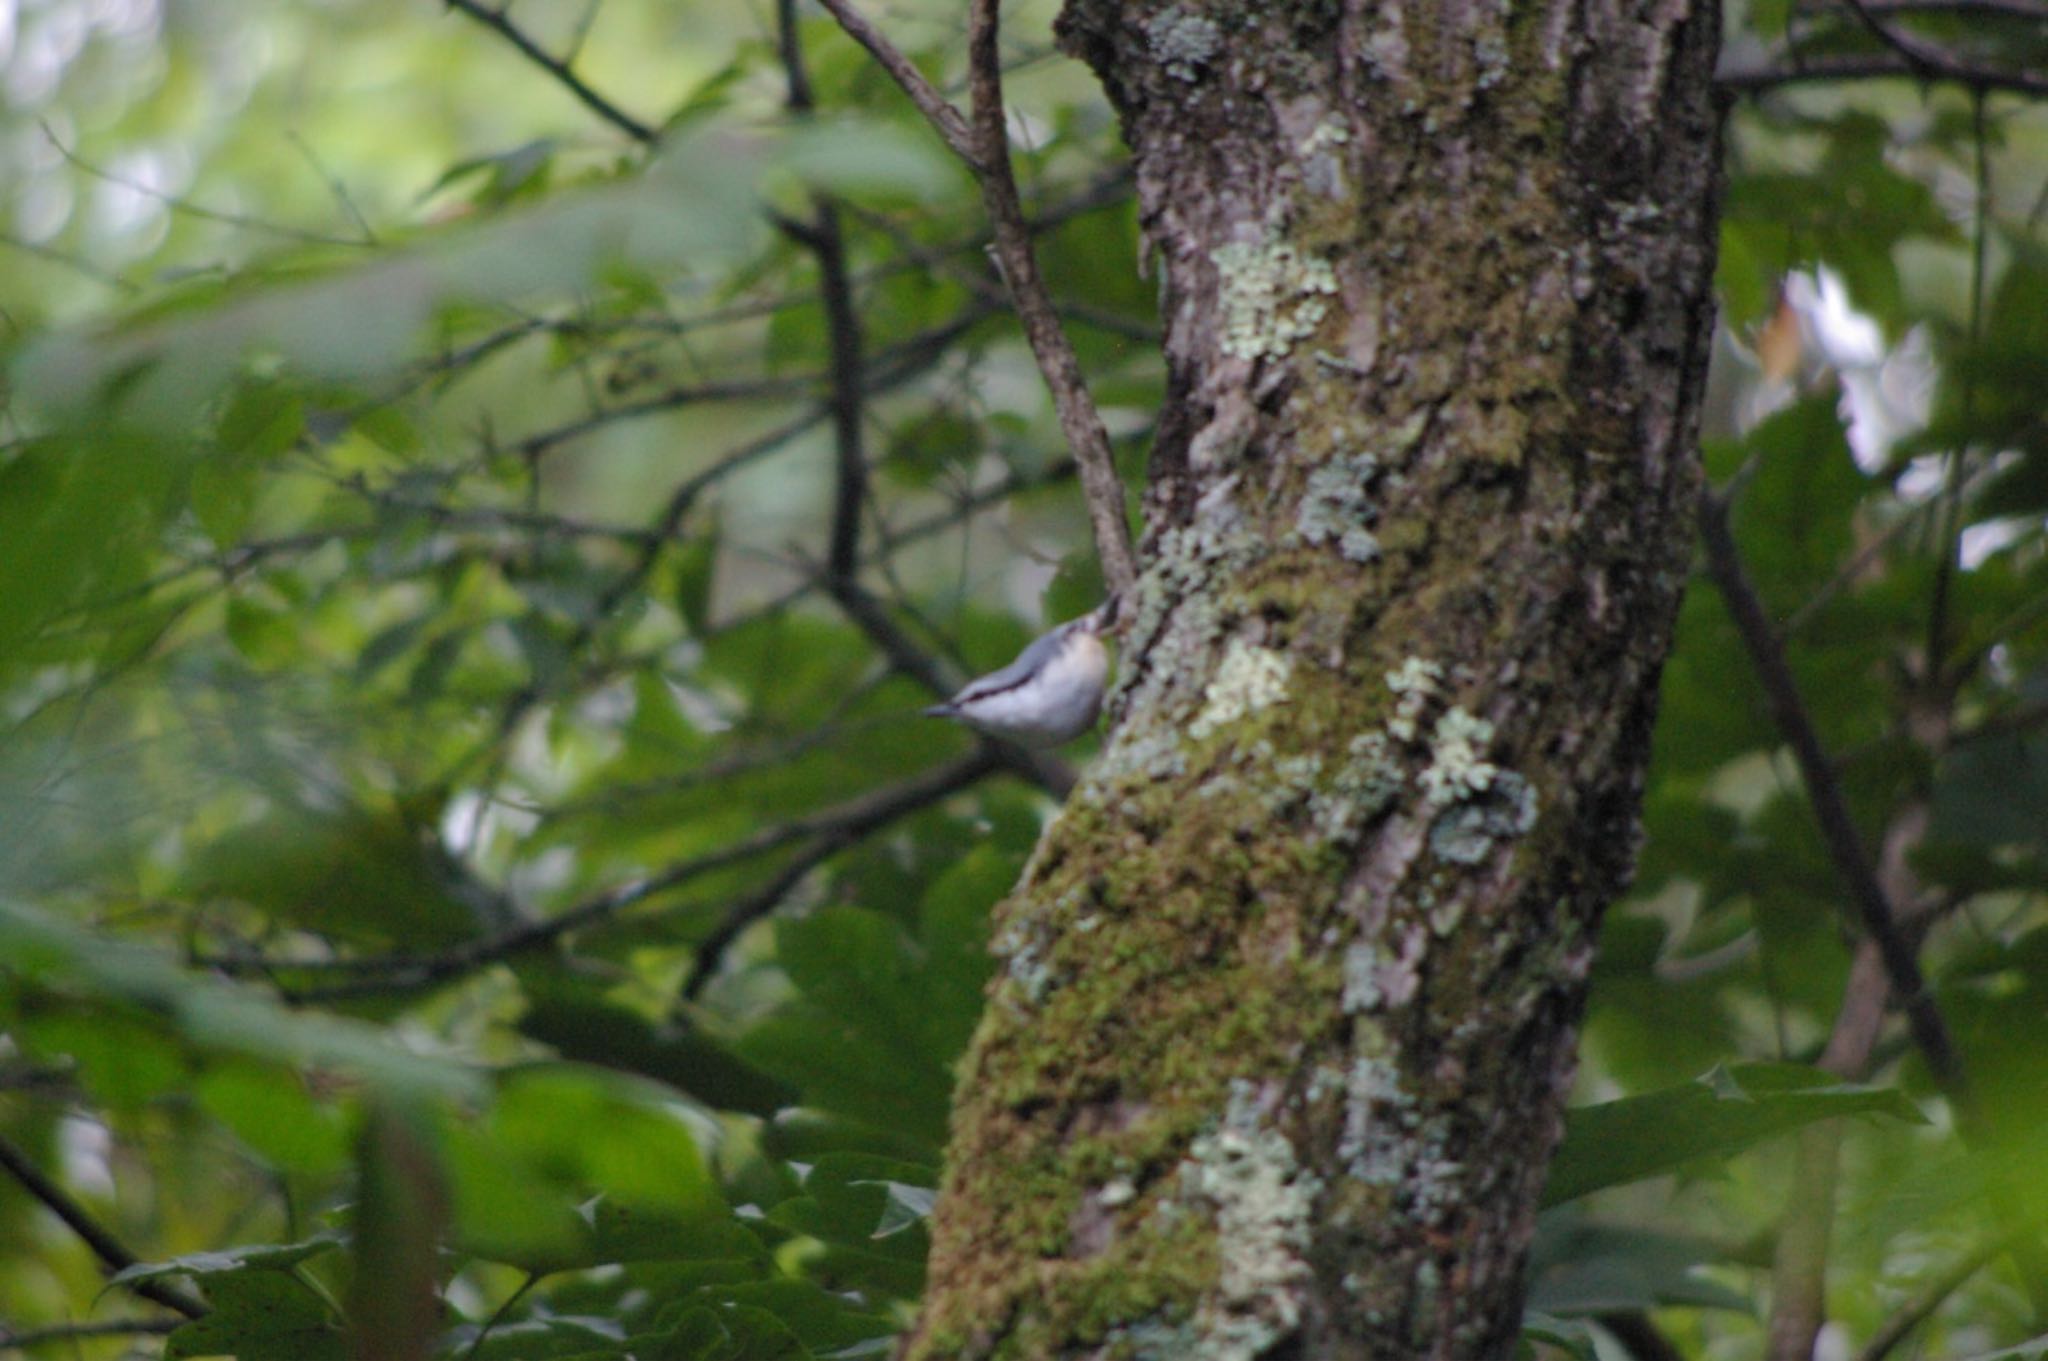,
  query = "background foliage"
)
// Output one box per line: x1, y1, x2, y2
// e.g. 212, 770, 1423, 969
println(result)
0, 1, 2045, 1357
